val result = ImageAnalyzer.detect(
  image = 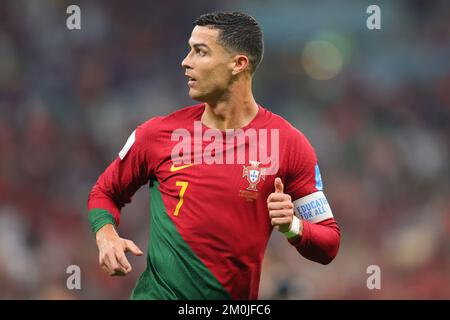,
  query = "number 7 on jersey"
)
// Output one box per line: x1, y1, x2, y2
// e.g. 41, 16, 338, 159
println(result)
173, 181, 189, 216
